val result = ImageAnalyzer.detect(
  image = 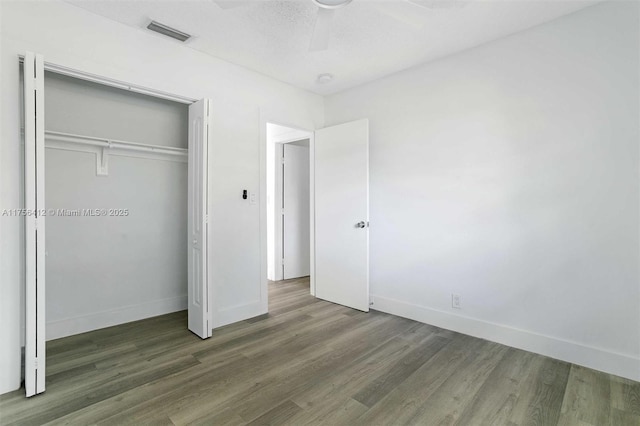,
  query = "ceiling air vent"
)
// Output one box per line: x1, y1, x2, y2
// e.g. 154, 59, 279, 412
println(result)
146, 20, 191, 42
